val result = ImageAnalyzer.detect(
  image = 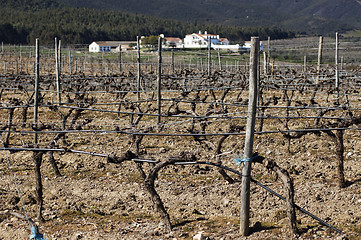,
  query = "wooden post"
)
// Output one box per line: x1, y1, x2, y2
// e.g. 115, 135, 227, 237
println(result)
99, 51, 103, 72
20, 45, 23, 73
340, 56, 344, 71
208, 36, 211, 75
137, 36, 141, 100
303, 55, 307, 73
83, 54, 87, 74
55, 38, 61, 104
335, 32, 339, 89
267, 36, 270, 73
68, 49, 72, 75
240, 36, 259, 236
258, 50, 261, 84
171, 49, 174, 74
157, 37, 162, 125
317, 36, 323, 82
58, 40, 62, 75
263, 51, 267, 75
118, 45, 122, 73
218, 48, 222, 71
34, 39, 40, 144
